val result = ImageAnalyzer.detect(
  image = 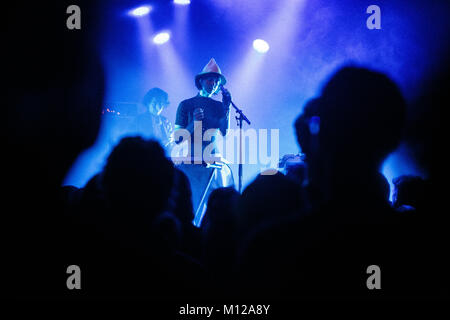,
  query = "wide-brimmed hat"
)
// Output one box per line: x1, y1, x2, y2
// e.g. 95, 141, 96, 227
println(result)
195, 58, 227, 90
